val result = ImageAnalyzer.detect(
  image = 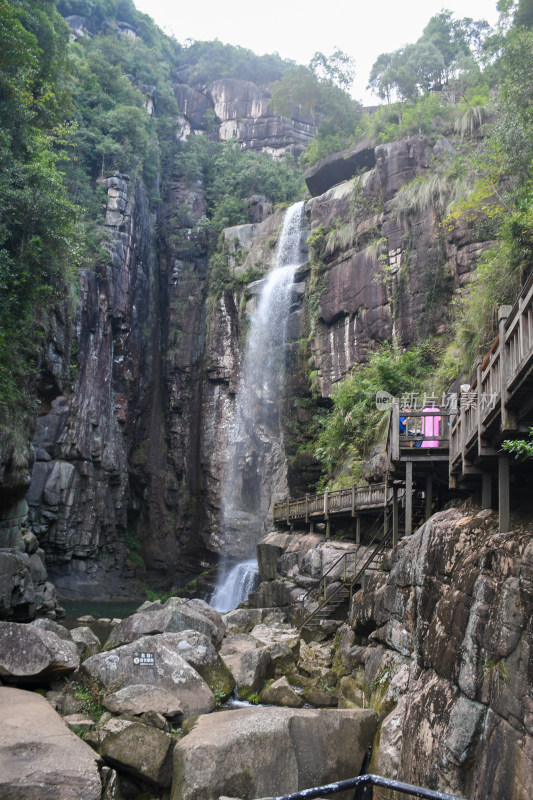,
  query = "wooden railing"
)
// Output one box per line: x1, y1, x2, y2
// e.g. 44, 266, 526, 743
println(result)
387, 402, 451, 463
450, 269, 533, 474
272, 482, 392, 524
